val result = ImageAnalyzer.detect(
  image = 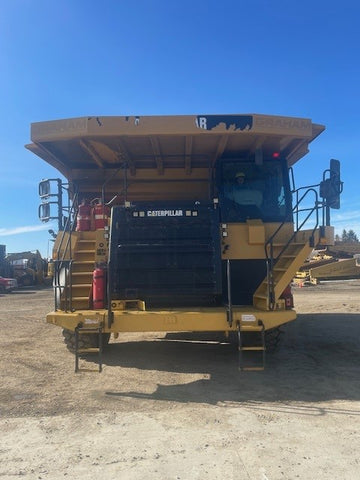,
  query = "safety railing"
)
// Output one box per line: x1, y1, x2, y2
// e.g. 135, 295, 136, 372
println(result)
53, 192, 79, 311
265, 185, 323, 310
